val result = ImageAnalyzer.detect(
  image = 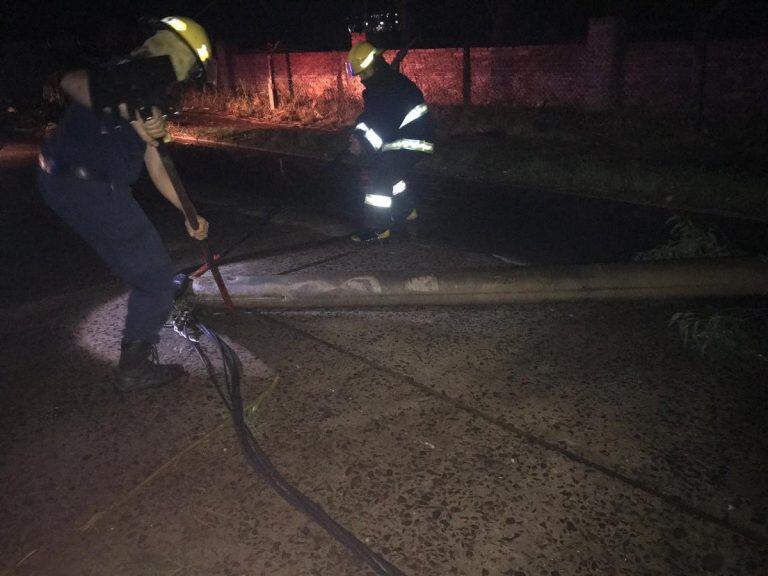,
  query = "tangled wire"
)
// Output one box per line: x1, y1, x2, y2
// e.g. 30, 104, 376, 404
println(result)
170, 303, 407, 576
